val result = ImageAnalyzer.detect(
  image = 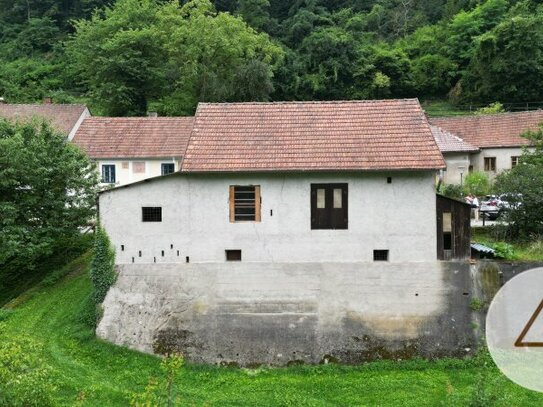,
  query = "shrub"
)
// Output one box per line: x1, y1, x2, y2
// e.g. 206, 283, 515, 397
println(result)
88, 227, 116, 327
0, 332, 56, 406
463, 171, 491, 197
130, 353, 185, 407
